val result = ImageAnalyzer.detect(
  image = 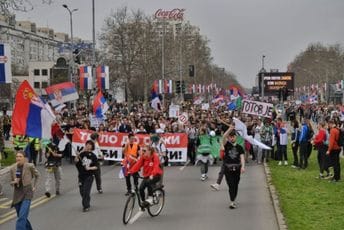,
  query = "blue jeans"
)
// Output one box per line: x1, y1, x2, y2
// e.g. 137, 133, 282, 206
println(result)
14, 199, 33, 230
